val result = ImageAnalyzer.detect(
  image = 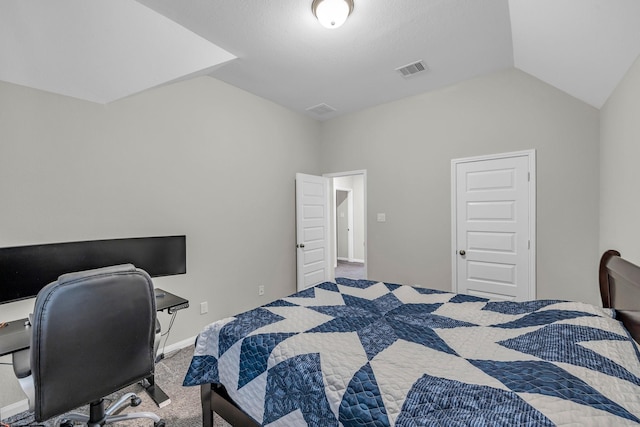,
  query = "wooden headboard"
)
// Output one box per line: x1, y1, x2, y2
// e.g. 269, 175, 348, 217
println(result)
599, 249, 640, 343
